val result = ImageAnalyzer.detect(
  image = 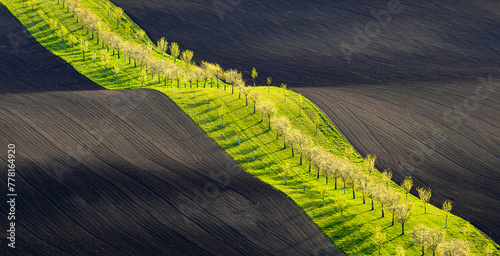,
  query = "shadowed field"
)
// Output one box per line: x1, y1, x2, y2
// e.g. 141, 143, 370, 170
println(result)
110, 0, 500, 241
0, 5, 340, 255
